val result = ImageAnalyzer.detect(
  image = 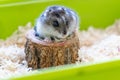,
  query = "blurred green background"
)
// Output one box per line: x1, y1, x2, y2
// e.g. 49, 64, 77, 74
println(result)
0, 0, 120, 39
